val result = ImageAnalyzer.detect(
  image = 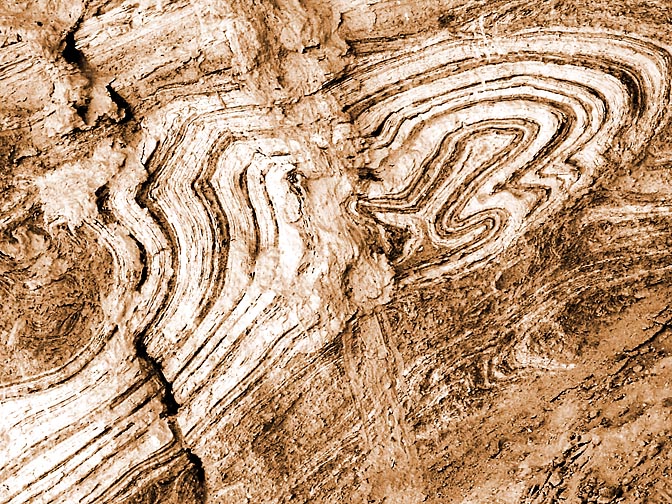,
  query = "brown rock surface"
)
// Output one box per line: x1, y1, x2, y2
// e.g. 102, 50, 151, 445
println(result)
1, 0, 671, 502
